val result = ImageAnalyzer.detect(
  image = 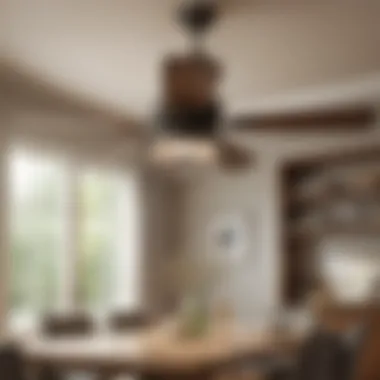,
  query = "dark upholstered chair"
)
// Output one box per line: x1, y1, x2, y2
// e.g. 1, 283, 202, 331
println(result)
269, 324, 368, 380
41, 312, 95, 337
0, 343, 25, 380
40, 312, 96, 380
